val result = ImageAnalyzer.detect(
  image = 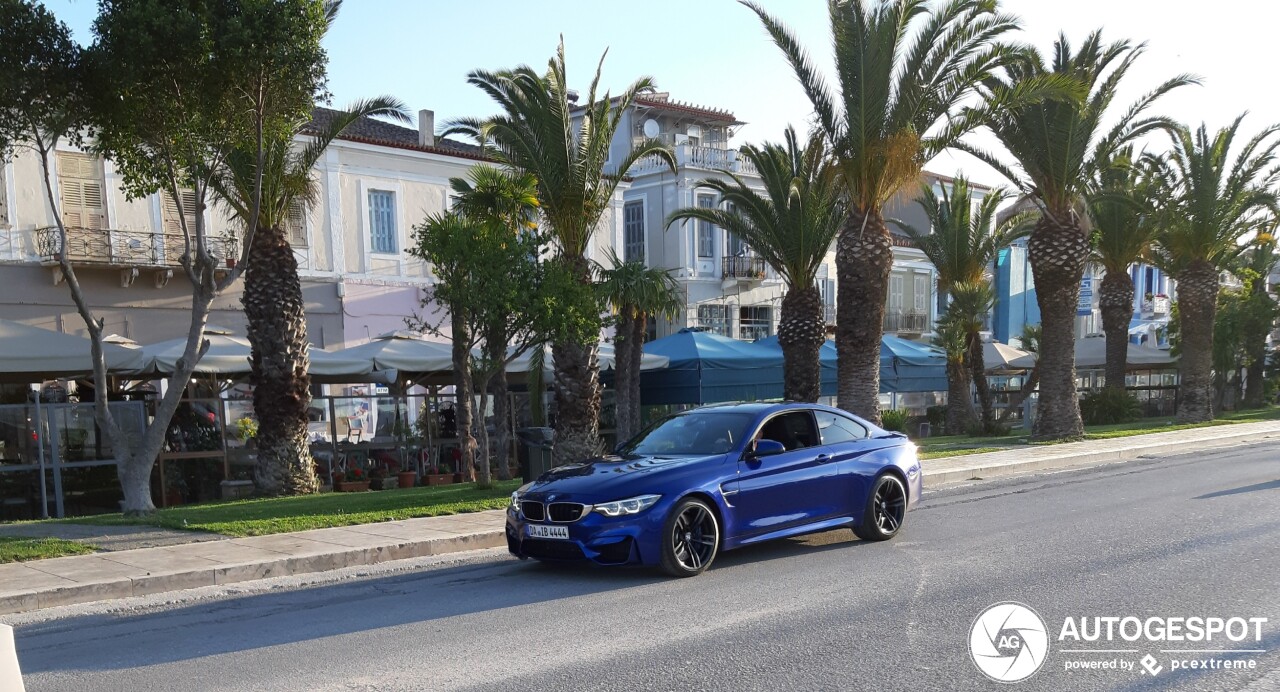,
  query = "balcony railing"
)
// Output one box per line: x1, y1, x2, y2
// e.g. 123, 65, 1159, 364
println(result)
722, 255, 766, 280
35, 226, 240, 270
883, 310, 929, 333
625, 143, 759, 177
